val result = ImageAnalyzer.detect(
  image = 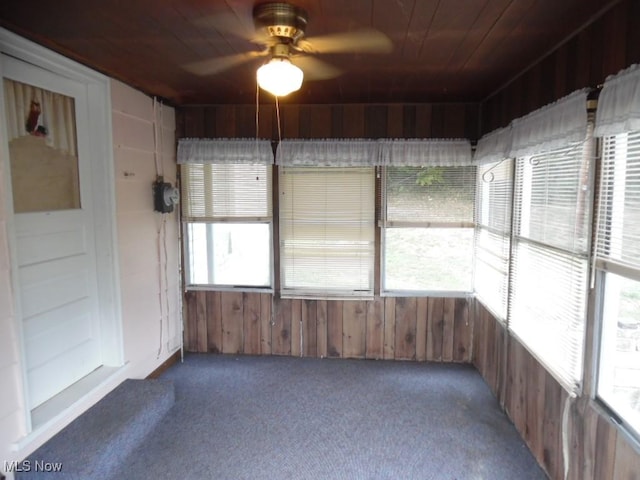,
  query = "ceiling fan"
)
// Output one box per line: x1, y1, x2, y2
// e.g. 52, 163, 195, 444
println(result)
183, 2, 393, 97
